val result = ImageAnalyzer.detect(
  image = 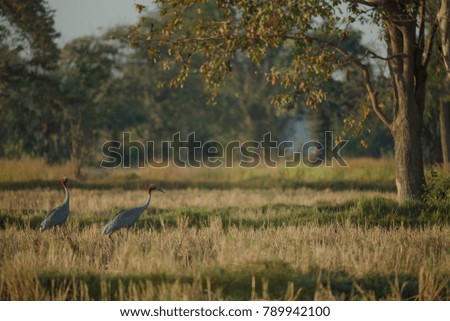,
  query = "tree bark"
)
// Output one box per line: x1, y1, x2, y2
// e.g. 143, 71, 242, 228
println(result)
438, 0, 450, 172
392, 99, 425, 200
318, 17, 426, 201
381, 10, 426, 201
440, 97, 450, 172
303, 2, 430, 201
439, 0, 450, 75
71, 135, 83, 180
70, 123, 85, 180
